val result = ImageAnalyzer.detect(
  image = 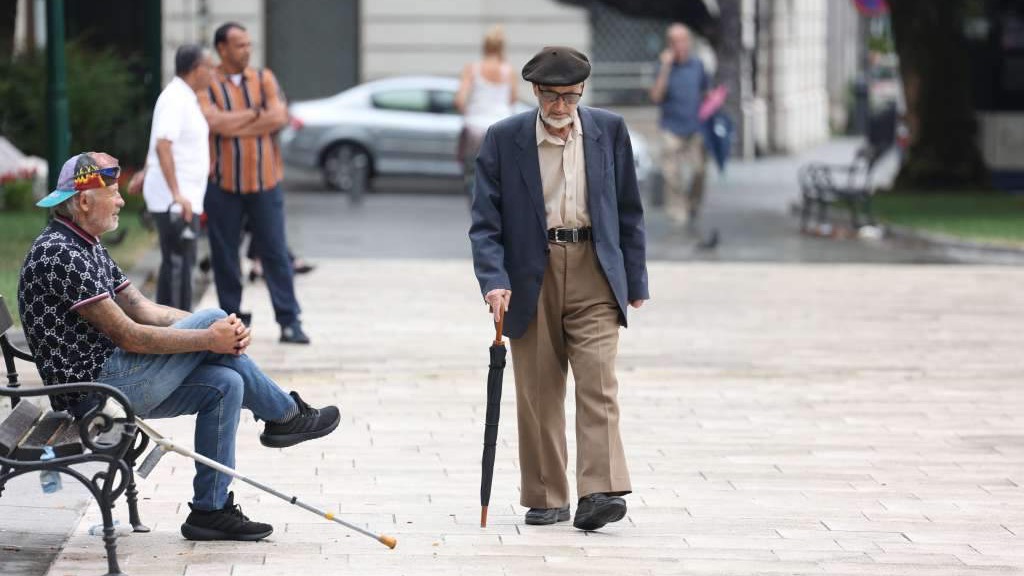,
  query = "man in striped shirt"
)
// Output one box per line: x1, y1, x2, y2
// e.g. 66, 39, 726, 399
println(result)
199, 22, 309, 344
